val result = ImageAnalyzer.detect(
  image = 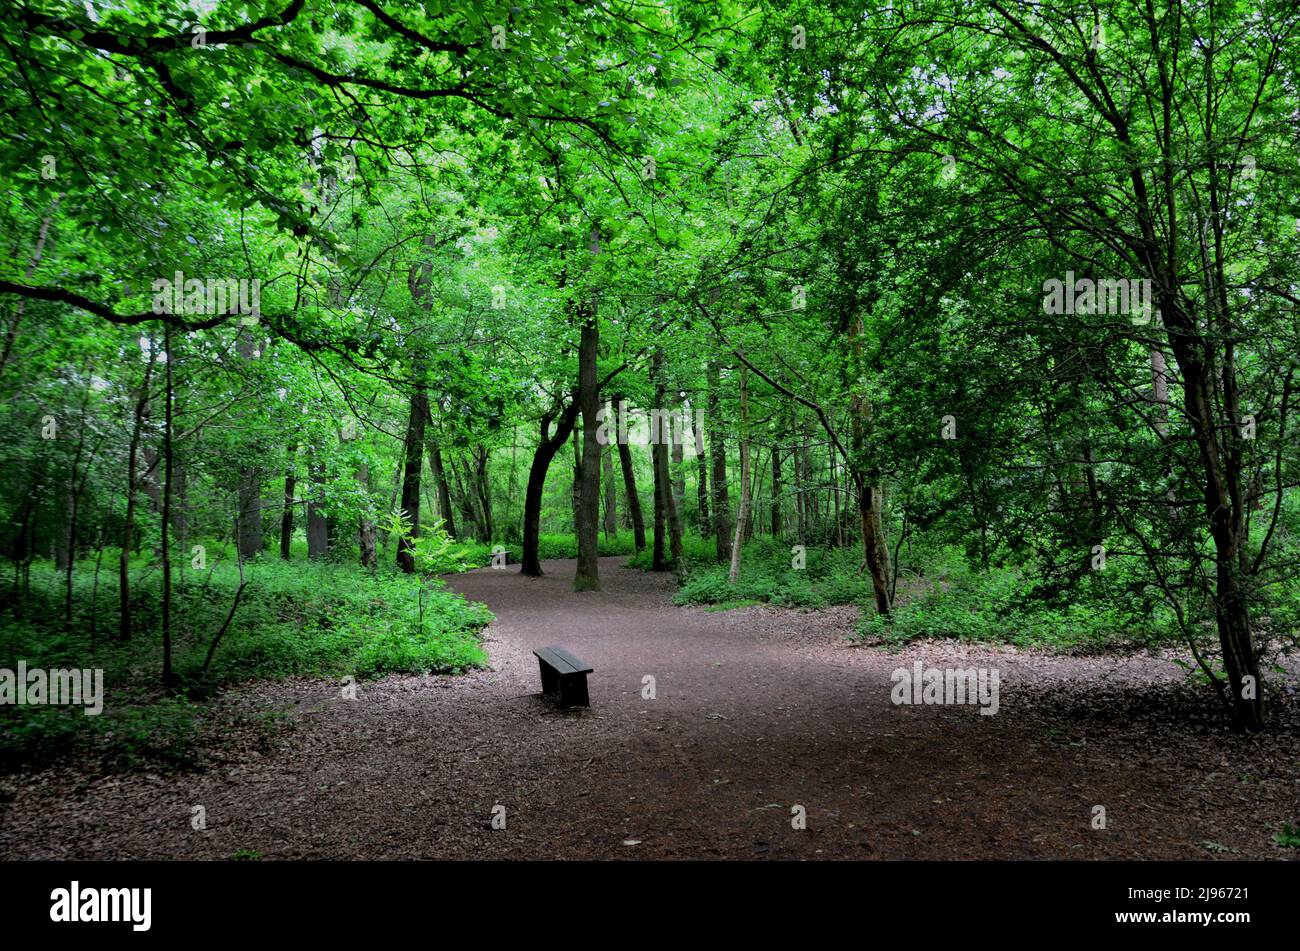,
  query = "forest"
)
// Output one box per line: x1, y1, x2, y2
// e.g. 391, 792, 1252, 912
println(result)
1, 0, 1298, 864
